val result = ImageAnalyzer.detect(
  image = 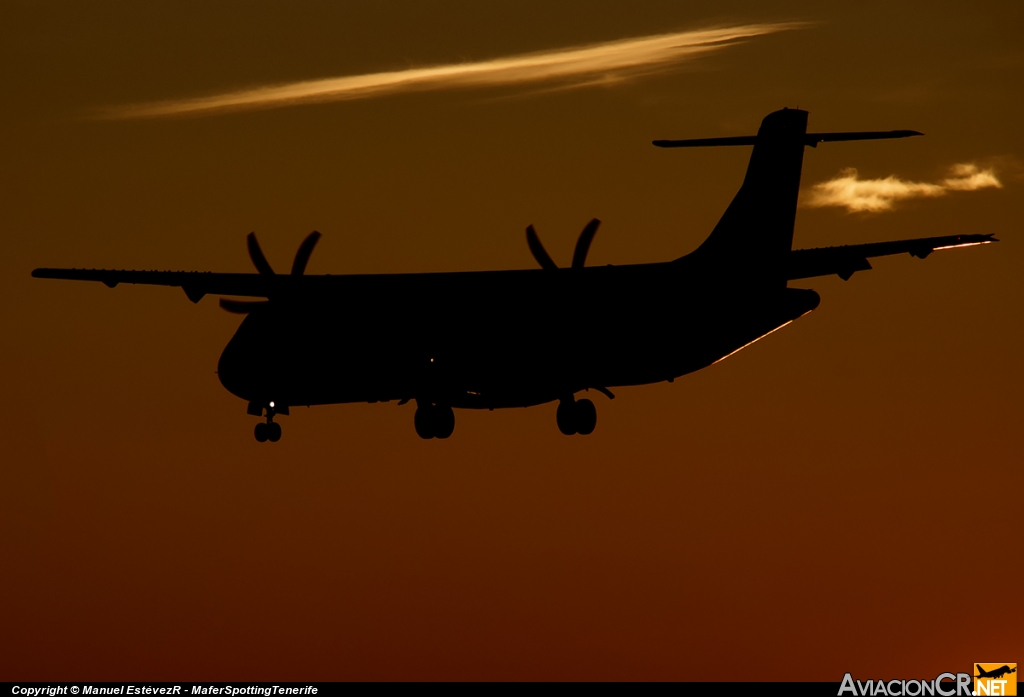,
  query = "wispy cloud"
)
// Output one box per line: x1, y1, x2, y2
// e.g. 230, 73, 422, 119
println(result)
103, 23, 802, 119
804, 163, 1001, 213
